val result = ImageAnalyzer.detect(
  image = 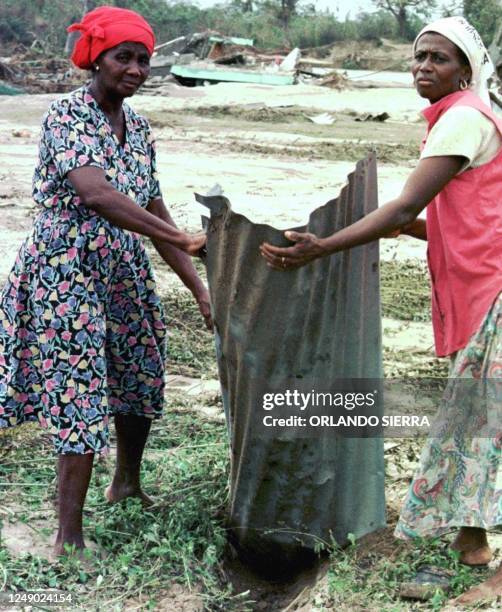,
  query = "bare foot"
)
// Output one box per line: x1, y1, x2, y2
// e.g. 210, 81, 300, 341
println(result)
104, 482, 154, 506
453, 564, 502, 606
52, 536, 105, 566
54, 532, 85, 557
457, 547, 492, 566
51, 542, 101, 572
53, 540, 90, 567
451, 527, 492, 566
